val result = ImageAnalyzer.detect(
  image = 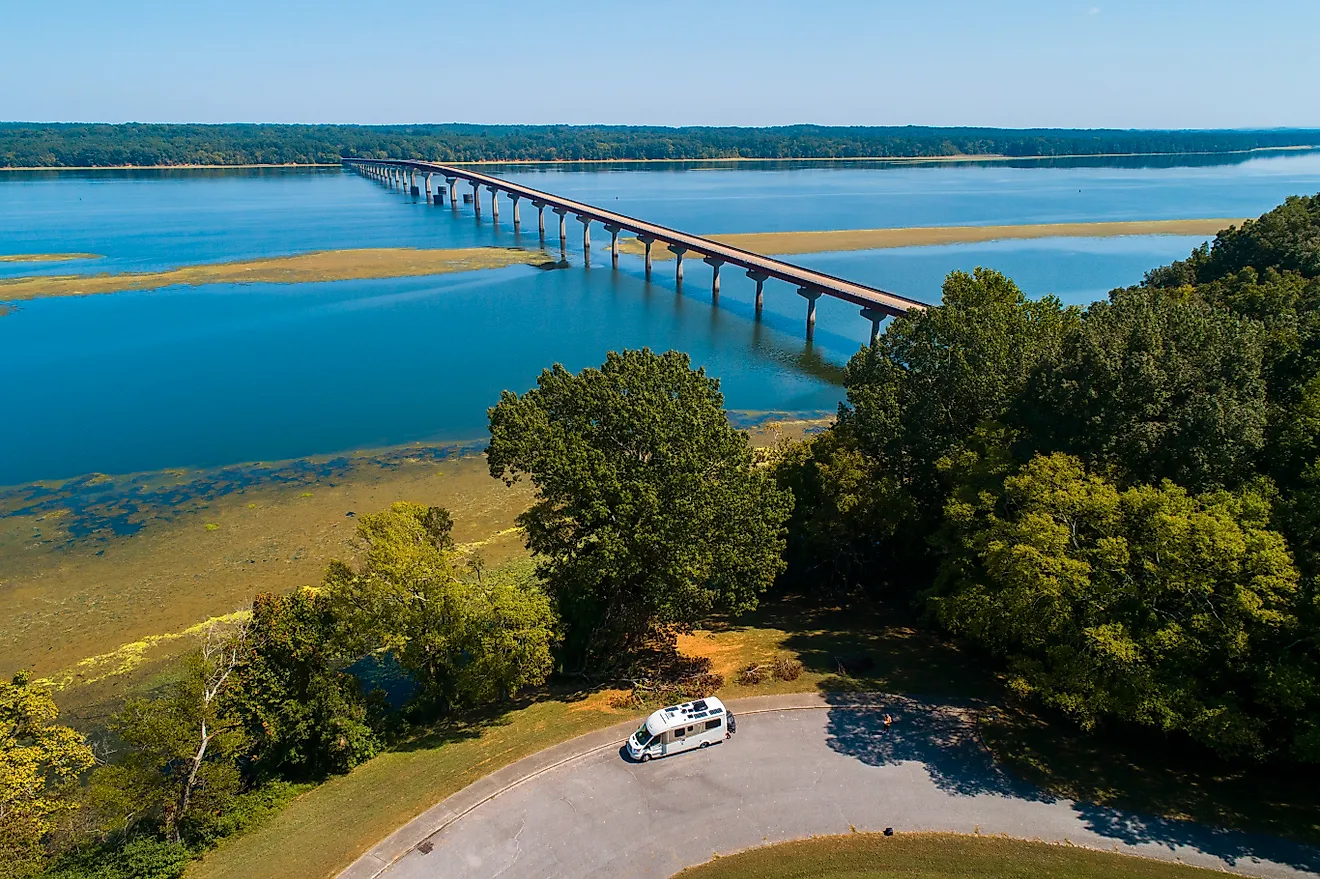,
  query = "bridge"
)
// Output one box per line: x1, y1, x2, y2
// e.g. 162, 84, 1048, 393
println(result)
343, 158, 929, 342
